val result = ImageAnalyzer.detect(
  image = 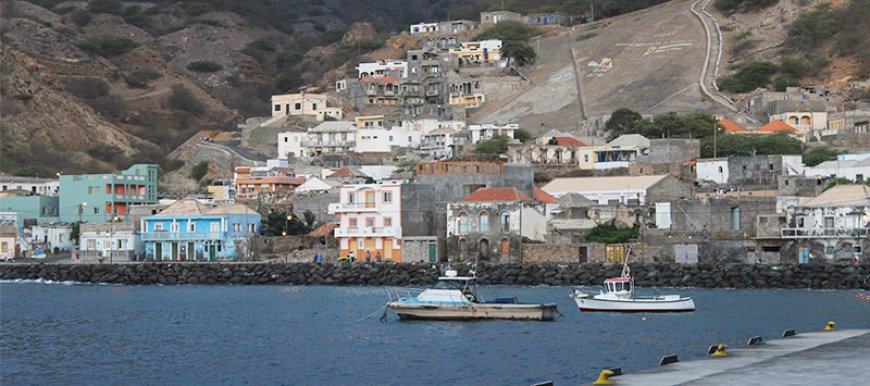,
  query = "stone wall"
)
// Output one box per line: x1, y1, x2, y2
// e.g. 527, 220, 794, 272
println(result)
2, 262, 867, 289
